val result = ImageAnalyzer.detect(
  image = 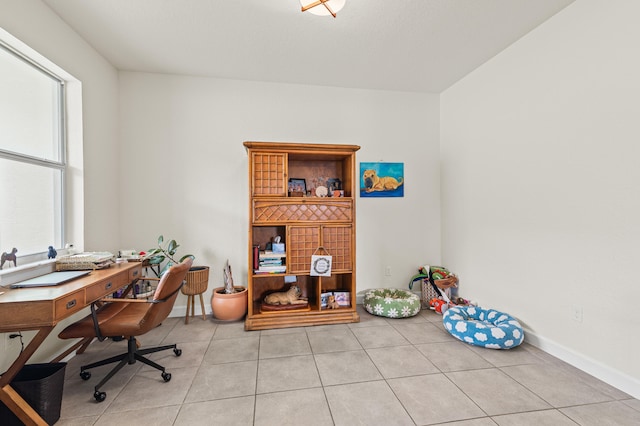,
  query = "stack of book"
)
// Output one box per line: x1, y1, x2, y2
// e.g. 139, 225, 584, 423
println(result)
255, 250, 286, 274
